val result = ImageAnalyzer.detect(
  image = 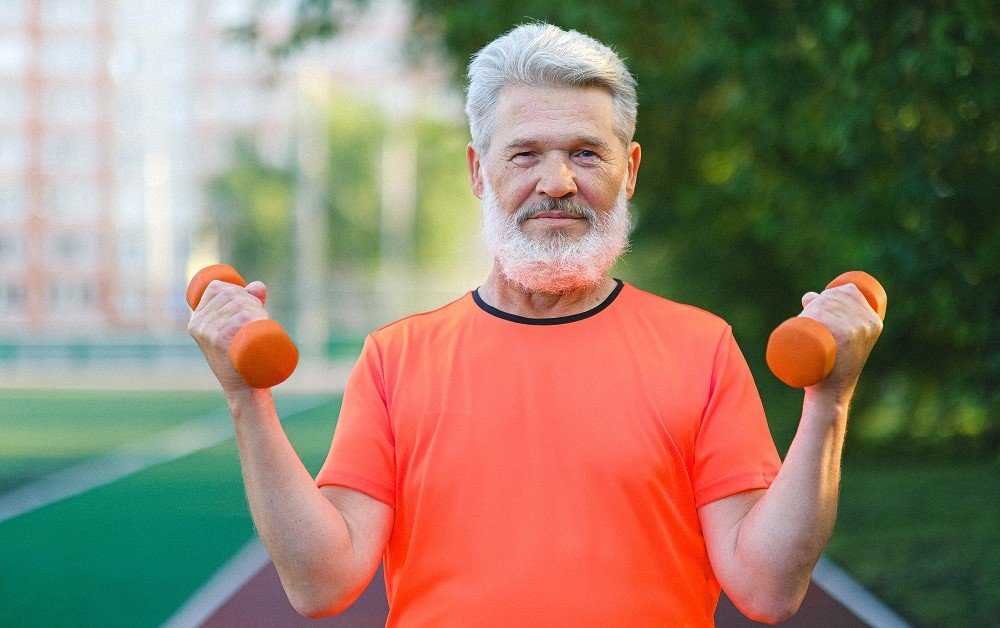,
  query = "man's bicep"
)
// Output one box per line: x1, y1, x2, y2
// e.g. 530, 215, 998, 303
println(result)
698, 488, 765, 587
320, 485, 393, 575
